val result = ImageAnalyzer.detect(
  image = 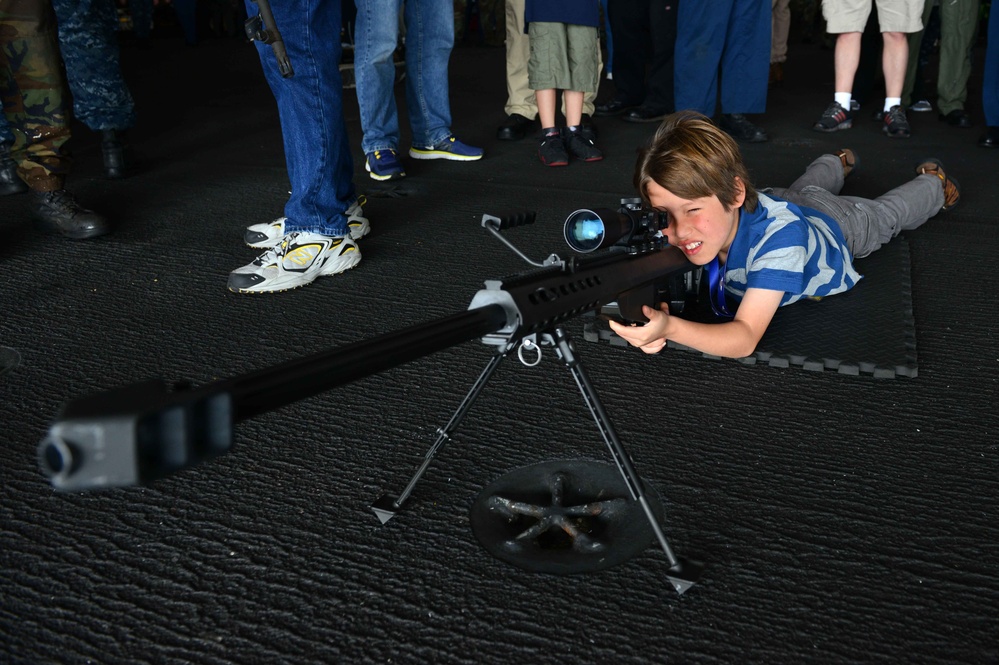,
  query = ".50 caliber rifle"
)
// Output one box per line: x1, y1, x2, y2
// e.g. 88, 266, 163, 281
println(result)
38, 202, 703, 593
